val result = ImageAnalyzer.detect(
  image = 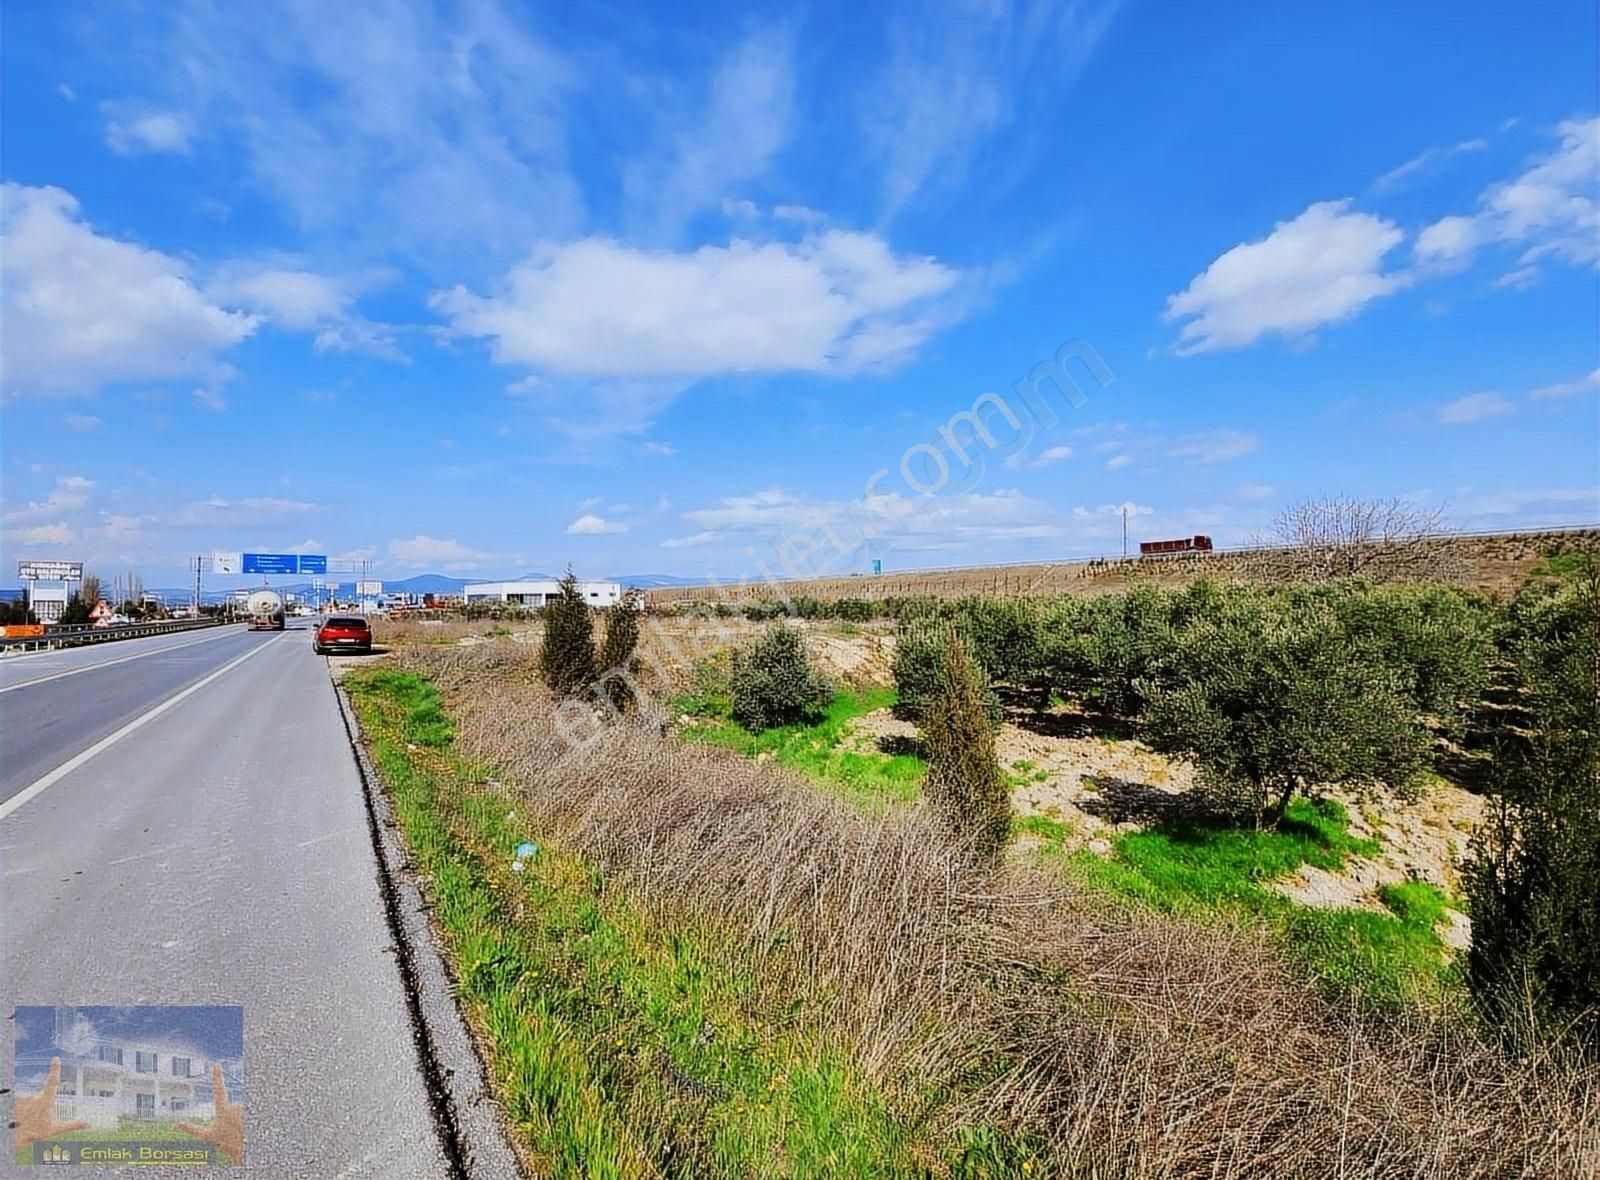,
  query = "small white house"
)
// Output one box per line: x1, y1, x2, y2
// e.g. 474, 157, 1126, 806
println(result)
463, 580, 621, 608
32, 1039, 223, 1128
